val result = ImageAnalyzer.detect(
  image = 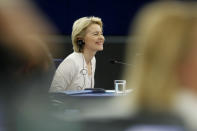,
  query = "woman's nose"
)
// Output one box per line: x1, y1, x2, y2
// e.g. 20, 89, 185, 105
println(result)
99, 35, 105, 41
